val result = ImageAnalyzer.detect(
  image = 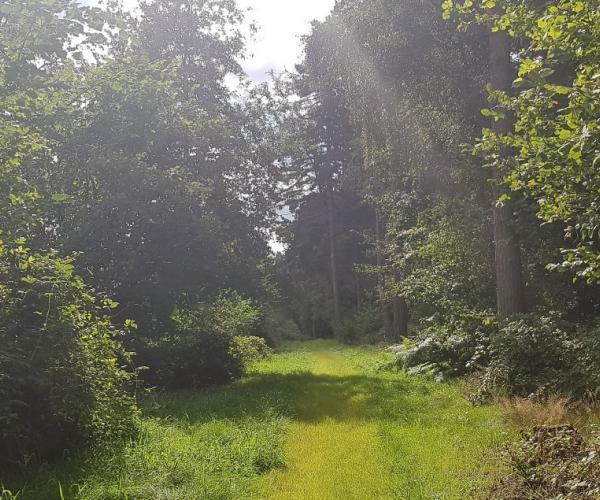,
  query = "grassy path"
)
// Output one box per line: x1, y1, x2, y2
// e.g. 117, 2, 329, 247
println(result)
251, 342, 511, 499
5, 341, 511, 499
256, 349, 396, 499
